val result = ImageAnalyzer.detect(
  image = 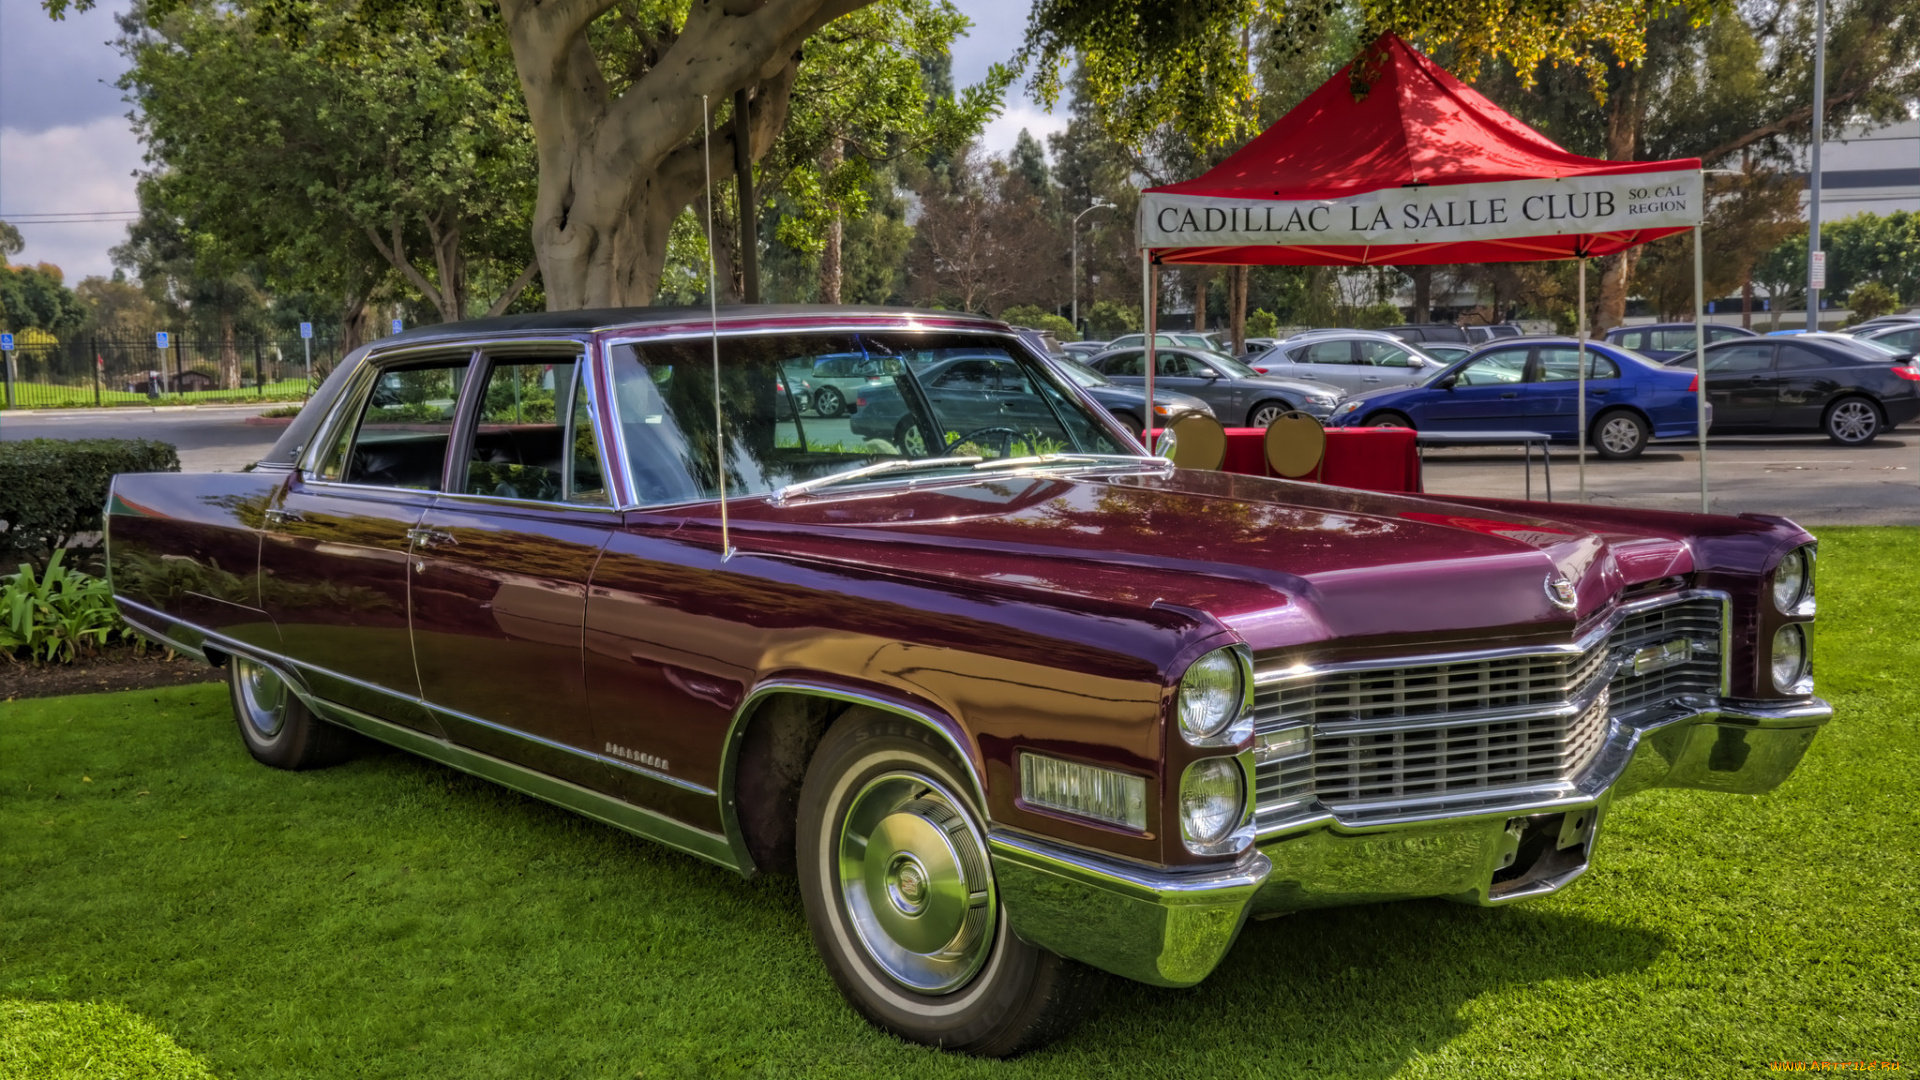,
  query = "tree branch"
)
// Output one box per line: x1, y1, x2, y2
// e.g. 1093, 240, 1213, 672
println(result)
1699, 90, 1861, 164
486, 260, 543, 317
366, 219, 447, 318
